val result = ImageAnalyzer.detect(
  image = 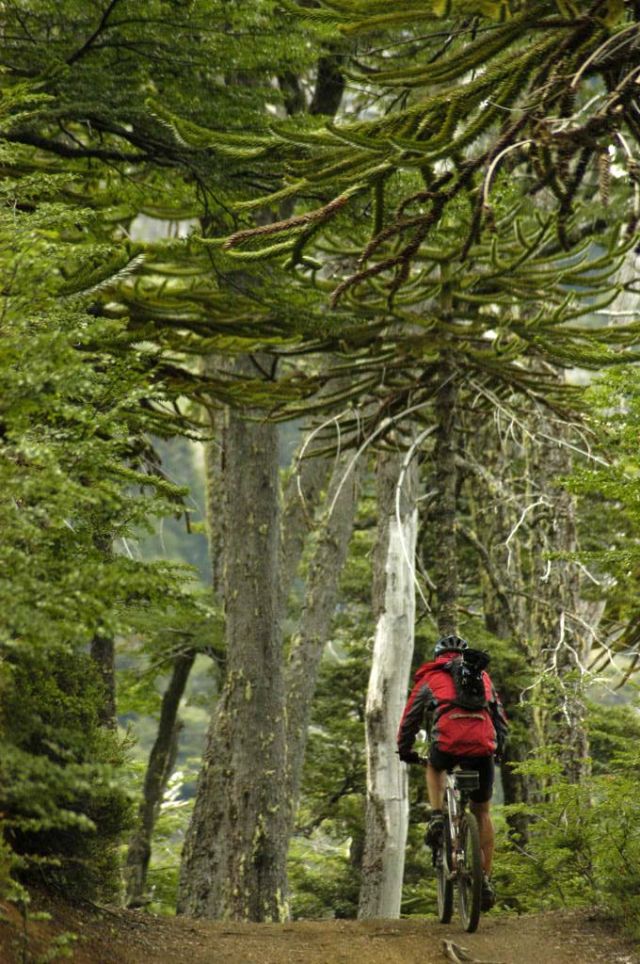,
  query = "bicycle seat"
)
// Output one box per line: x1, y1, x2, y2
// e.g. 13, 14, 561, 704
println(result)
452, 770, 480, 792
